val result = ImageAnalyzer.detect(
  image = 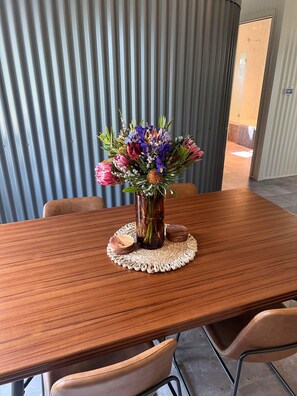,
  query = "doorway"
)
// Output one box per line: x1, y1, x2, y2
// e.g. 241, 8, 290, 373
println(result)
222, 18, 272, 190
